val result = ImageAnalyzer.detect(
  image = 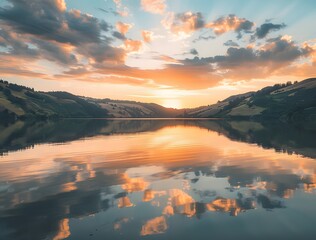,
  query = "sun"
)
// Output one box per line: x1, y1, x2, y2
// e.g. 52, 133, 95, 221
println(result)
162, 99, 182, 109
